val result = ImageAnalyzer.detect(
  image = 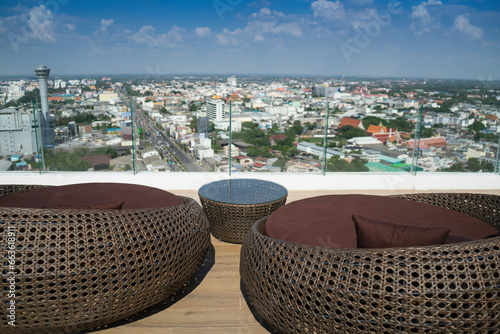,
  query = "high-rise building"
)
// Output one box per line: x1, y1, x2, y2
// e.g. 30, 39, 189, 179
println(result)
227, 76, 237, 86
34, 65, 55, 146
0, 108, 40, 155
207, 100, 226, 122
